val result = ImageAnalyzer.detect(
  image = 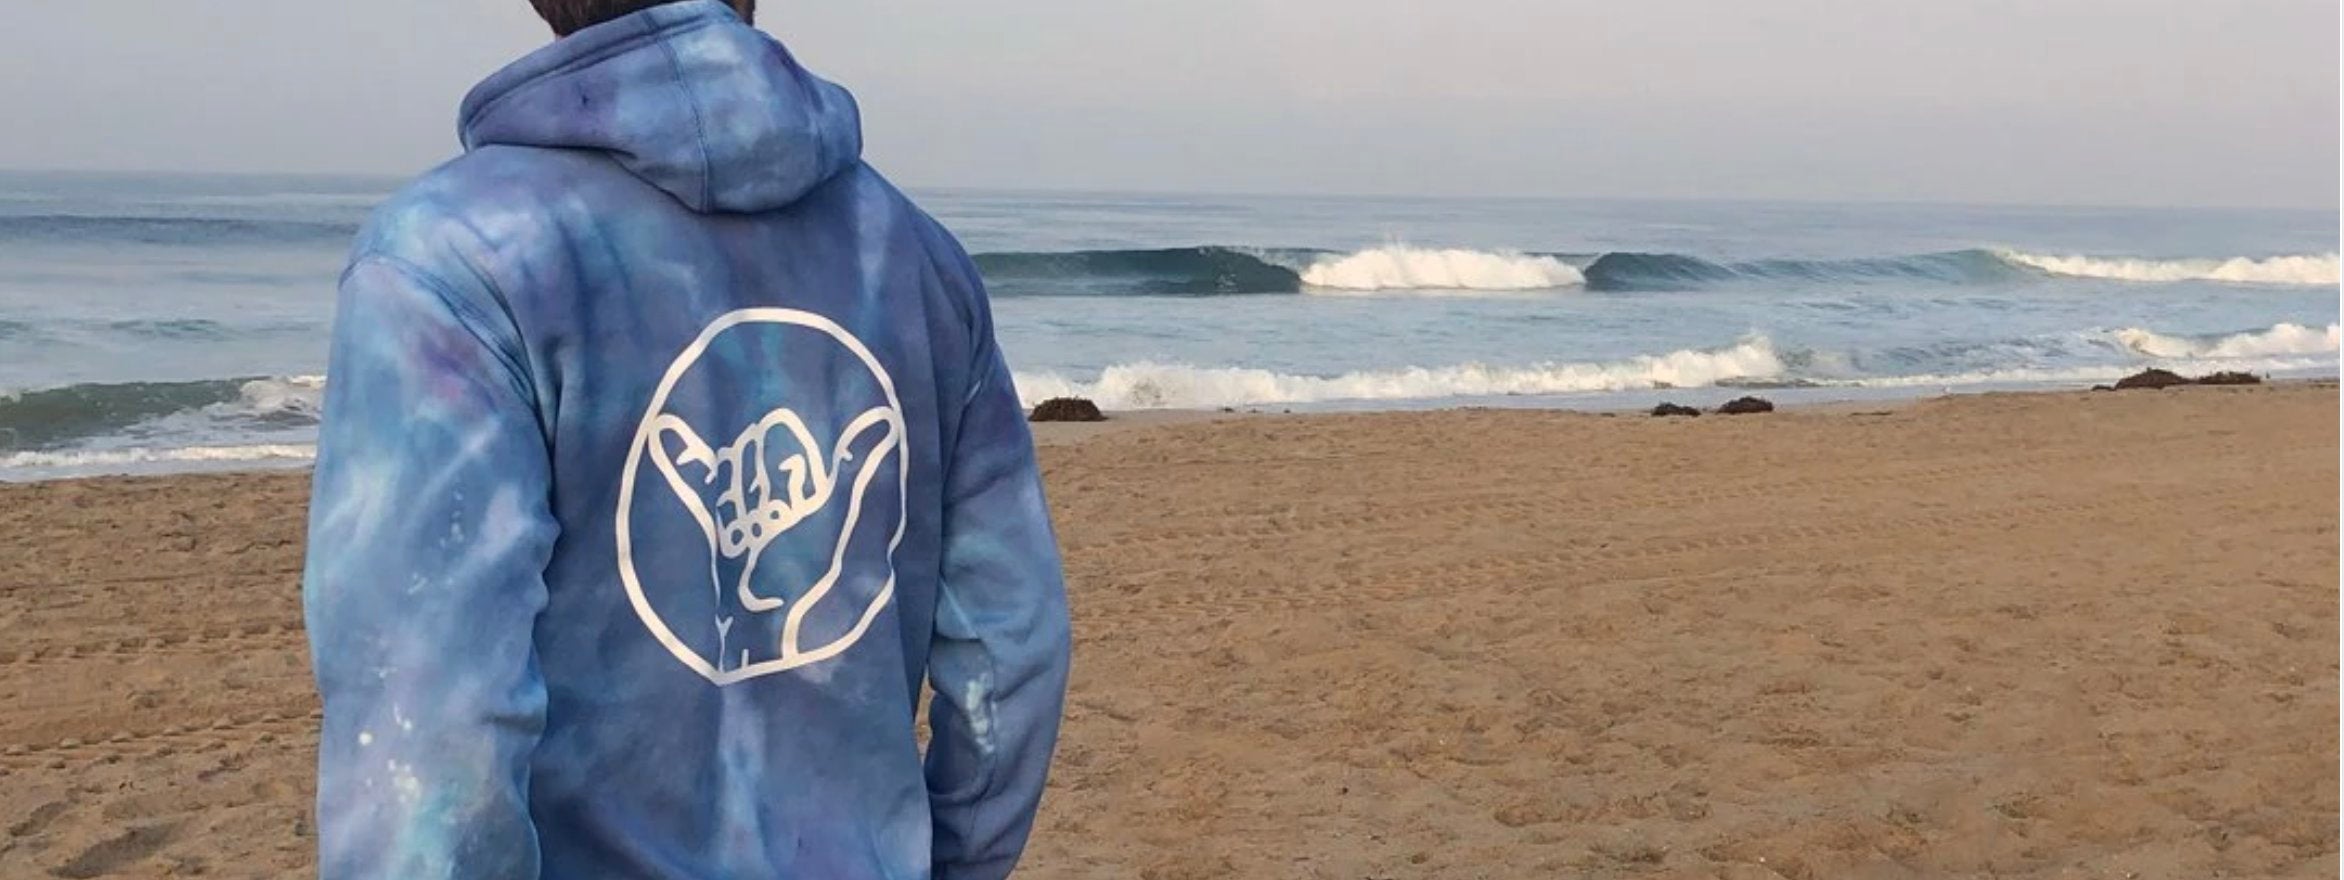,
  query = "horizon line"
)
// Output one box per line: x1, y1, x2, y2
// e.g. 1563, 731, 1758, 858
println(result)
0, 166, 2334, 215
